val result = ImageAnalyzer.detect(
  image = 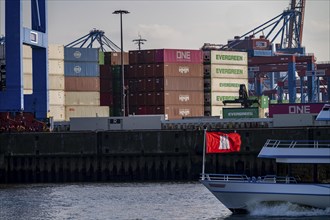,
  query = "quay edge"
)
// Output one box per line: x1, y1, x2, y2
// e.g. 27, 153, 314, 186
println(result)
0, 127, 329, 183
